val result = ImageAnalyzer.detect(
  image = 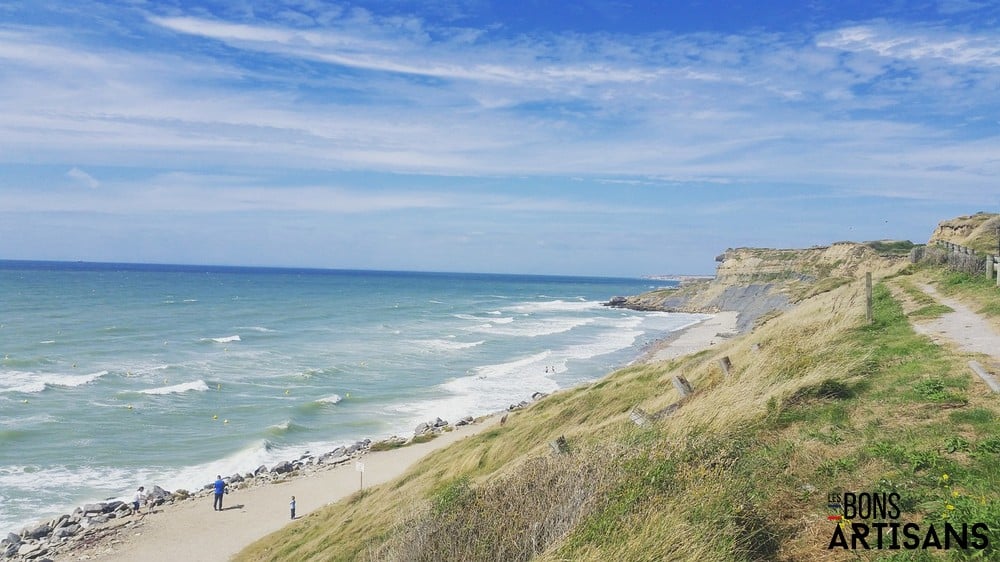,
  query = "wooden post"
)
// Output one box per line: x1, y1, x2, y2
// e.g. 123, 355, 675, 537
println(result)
968, 361, 1000, 393
718, 356, 732, 378
672, 375, 693, 397
629, 406, 650, 427
865, 272, 873, 325
988, 256, 995, 280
